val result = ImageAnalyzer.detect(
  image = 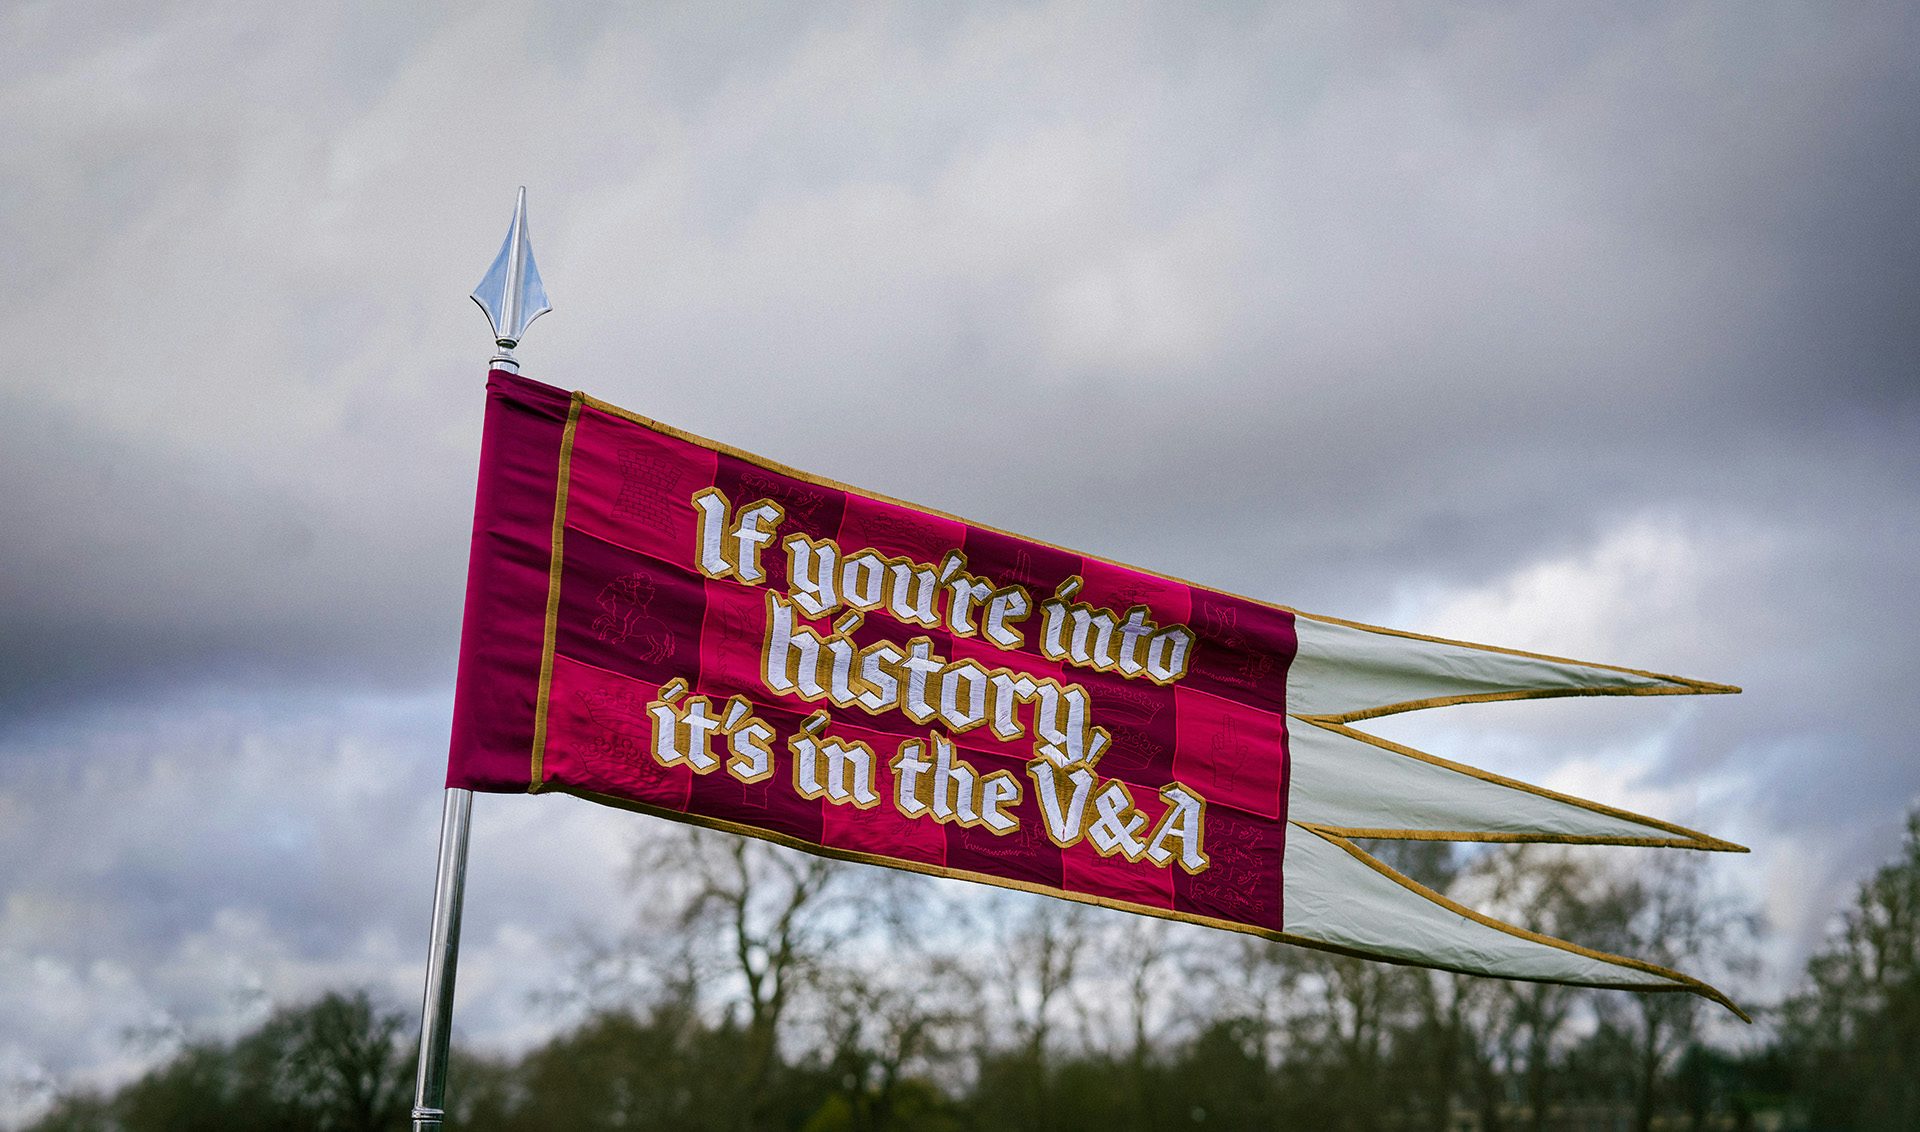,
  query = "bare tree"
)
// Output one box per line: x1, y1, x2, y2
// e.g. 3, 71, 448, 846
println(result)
1468, 845, 1637, 1132
1589, 851, 1759, 1132
951, 894, 1095, 1125
262, 991, 412, 1132
1405, 968, 1487, 1132
1292, 952, 1416, 1132
1785, 809, 1920, 1131
1001, 898, 1090, 1073
1205, 933, 1306, 1072
813, 950, 974, 1131
630, 828, 853, 1129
